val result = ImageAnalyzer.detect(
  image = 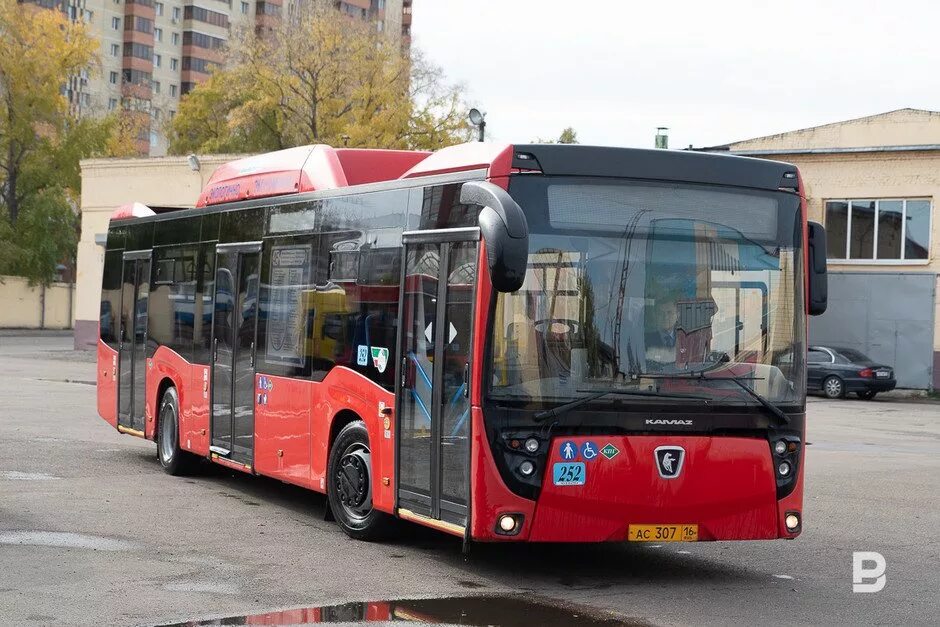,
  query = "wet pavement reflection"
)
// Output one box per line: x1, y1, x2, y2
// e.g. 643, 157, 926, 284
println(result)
159, 595, 642, 626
